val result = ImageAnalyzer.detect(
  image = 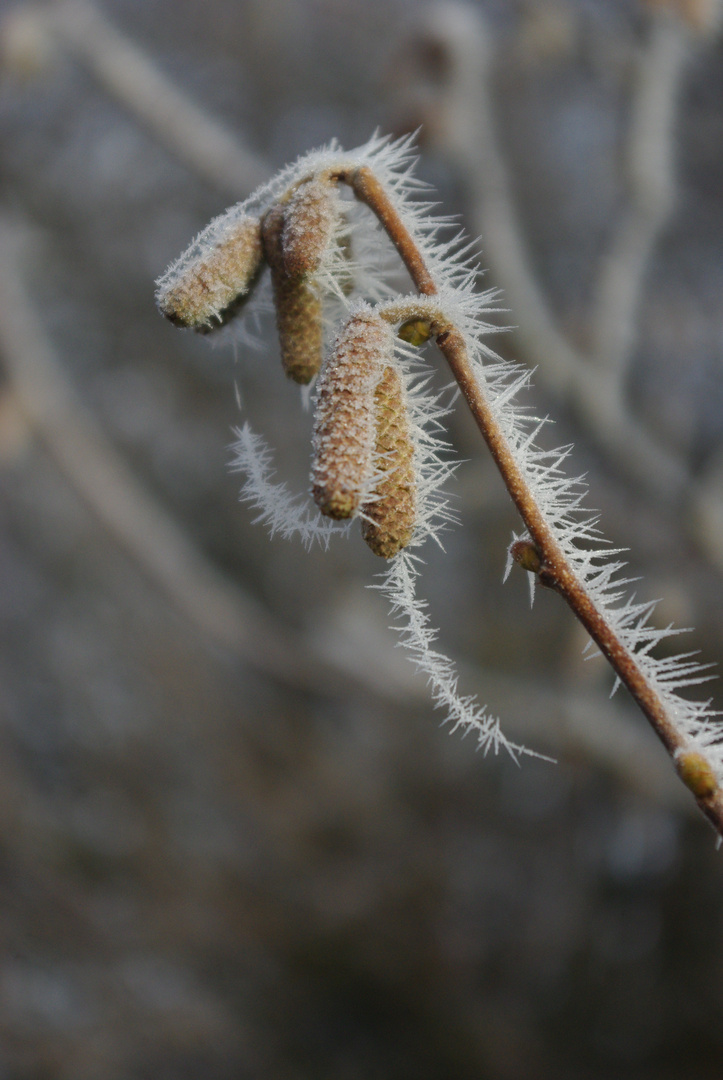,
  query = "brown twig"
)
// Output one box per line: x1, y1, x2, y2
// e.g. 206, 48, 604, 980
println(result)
331, 162, 723, 838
